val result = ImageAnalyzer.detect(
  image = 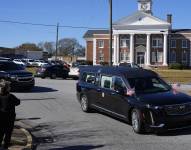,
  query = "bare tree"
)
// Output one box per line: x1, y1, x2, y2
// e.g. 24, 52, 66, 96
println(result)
58, 38, 85, 56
